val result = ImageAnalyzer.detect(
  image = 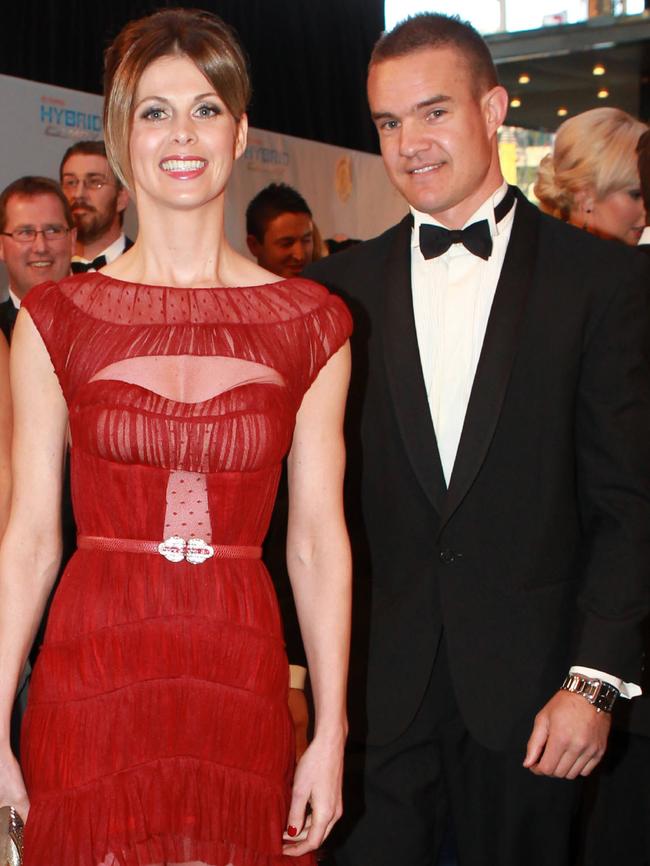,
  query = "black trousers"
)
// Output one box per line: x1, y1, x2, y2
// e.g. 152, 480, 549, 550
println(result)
326, 641, 580, 866
576, 729, 650, 866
